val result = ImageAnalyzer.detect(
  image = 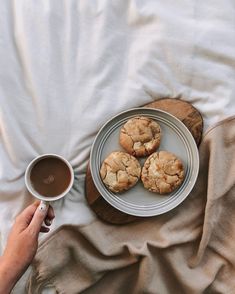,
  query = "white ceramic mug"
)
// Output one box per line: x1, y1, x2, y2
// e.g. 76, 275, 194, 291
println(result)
25, 154, 74, 209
